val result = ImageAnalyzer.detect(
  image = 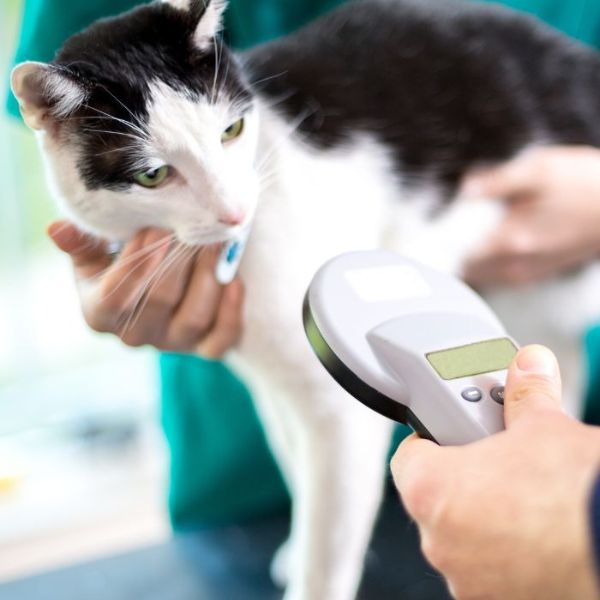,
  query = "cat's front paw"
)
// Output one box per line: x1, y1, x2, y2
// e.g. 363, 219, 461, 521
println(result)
270, 538, 293, 589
